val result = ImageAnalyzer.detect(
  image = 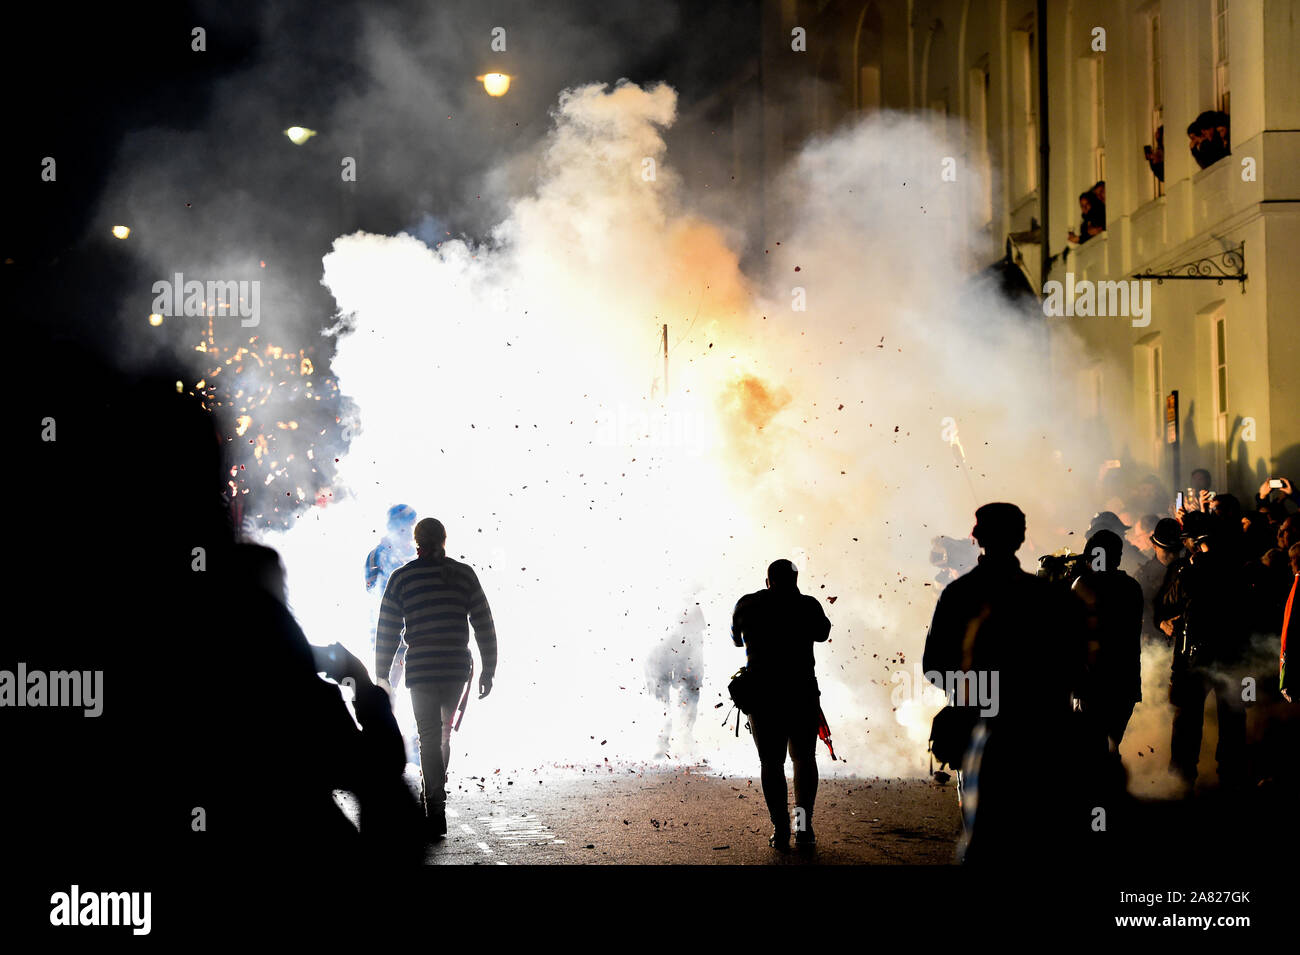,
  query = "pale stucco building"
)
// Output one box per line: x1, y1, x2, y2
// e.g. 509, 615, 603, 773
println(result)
727, 0, 1300, 499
